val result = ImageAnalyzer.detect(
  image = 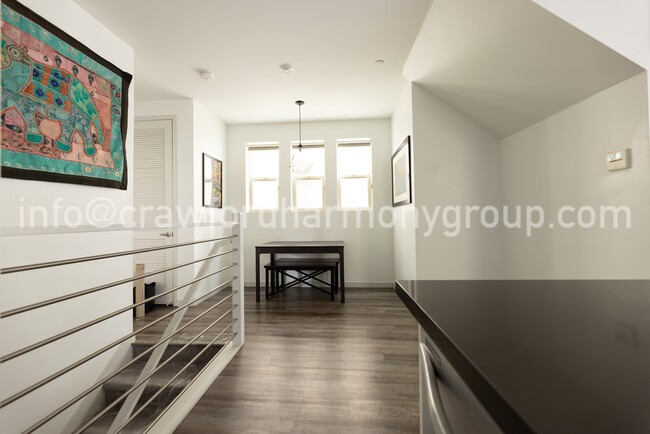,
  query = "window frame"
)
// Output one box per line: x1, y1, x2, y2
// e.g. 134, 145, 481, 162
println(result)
247, 143, 279, 211
336, 141, 373, 210
291, 141, 325, 210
